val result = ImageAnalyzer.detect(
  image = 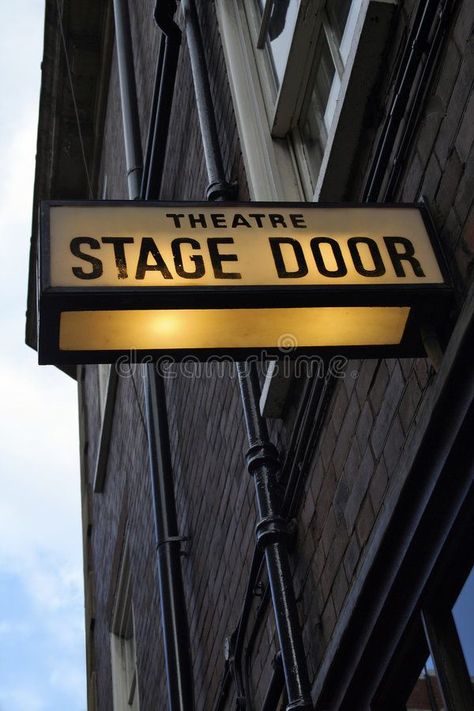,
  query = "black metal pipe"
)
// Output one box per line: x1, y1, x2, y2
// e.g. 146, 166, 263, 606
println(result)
142, 2, 182, 200
112, 0, 143, 199
181, 0, 234, 201
237, 363, 313, 711
384, 0, 452, 200
113, 2, 194, 709
144, 370, 195, 711
363, 0, 441, 202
